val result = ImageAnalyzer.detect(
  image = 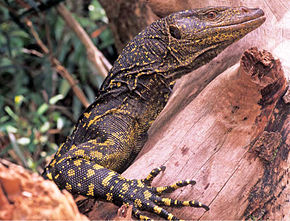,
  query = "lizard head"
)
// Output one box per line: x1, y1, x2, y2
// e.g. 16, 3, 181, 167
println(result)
161, 6, 266, 80
103, 7, 265, 91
